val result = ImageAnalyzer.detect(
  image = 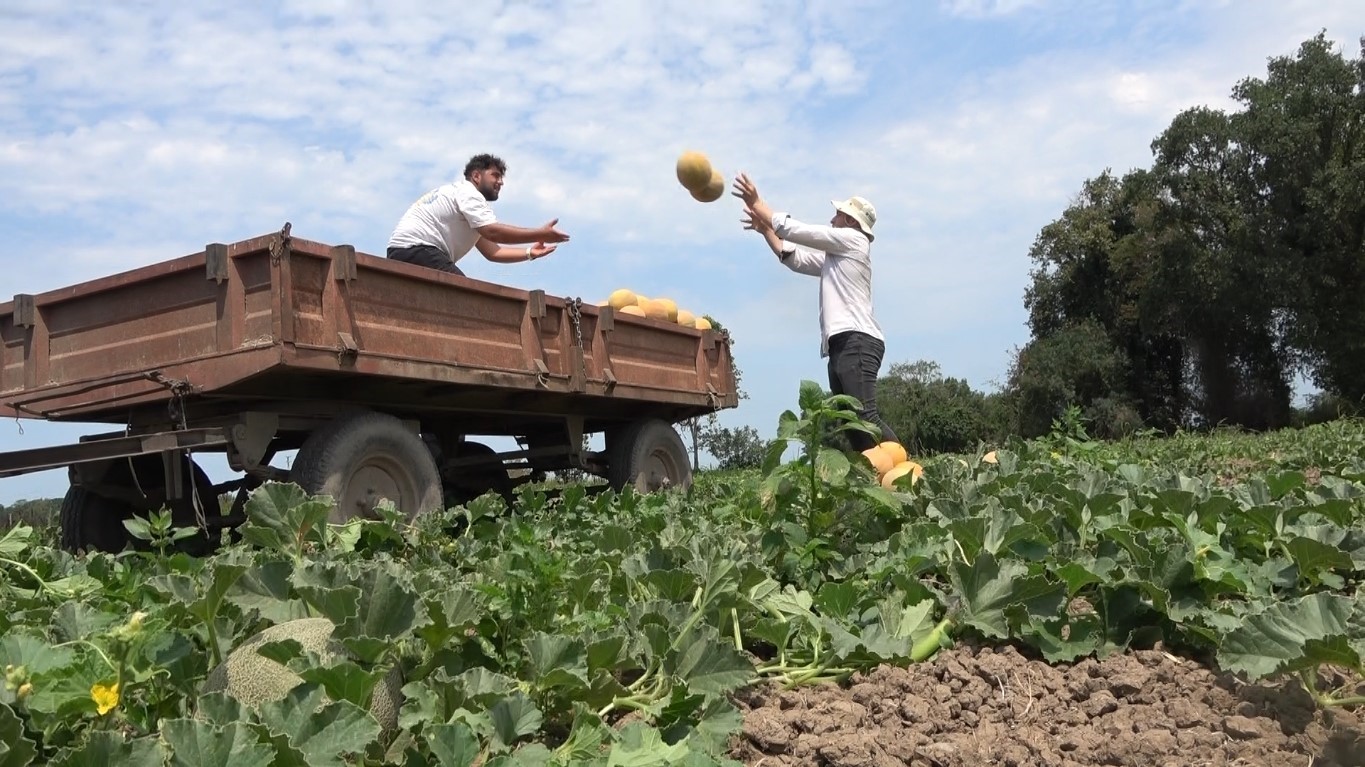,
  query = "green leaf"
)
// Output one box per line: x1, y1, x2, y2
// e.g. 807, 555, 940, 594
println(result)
0, 702, 37, 767
229, 559, 308, 625
255, 685, 381, 766
671, 630, 754, 696
949, 553, 1067, 639
607, 722, 690, 767
524, 632, 588, 690
196, 692, 247, 725
797, 380, 825, 413
160, 719, 276, 767
1216, 593, 1360, 680
49, 731, 165, 767
814, 448, 851, 486
427, 722, 480, 767
238, 484, 333, 554
488, 692, 543, 749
